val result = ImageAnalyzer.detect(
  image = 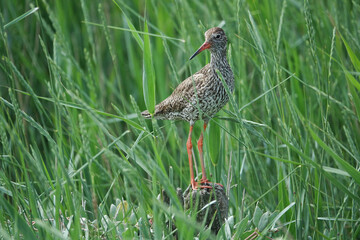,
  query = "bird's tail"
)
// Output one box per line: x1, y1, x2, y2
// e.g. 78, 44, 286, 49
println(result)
141, 110, 152, 119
